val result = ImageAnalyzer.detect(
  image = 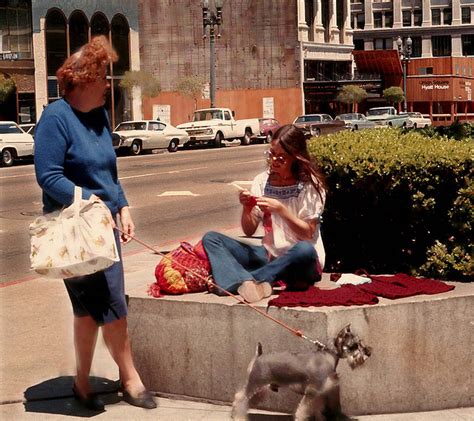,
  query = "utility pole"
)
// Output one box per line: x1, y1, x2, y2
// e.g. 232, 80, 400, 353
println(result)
396, 36, 412, 113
